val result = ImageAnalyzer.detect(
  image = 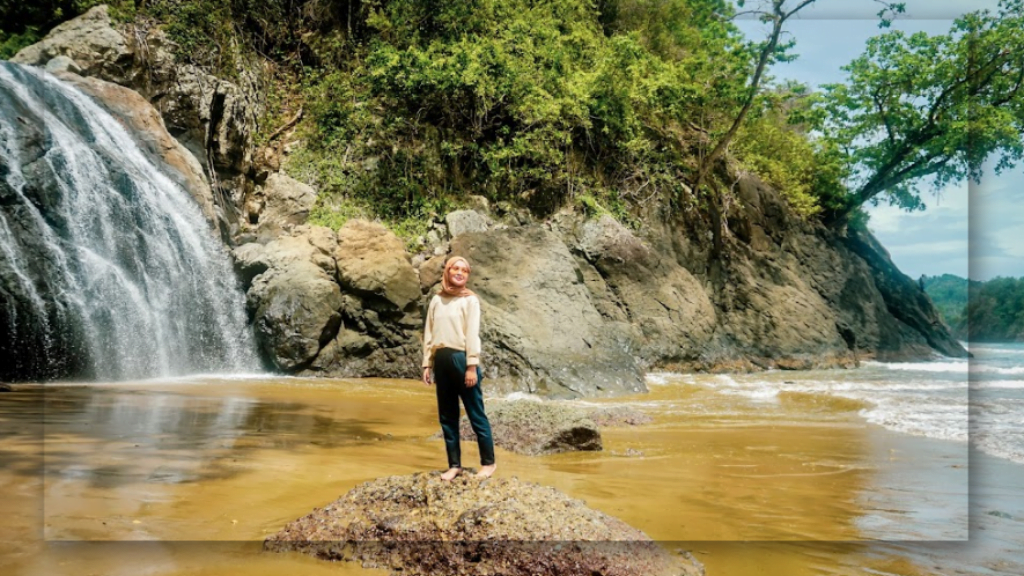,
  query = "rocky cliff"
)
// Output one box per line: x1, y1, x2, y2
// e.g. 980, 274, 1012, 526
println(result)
3, 7, 967, 393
